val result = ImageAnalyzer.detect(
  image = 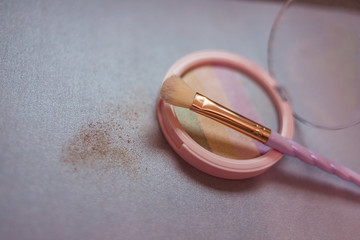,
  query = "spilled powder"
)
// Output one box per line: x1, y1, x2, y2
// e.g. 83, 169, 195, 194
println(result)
61, 105, 143, 176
